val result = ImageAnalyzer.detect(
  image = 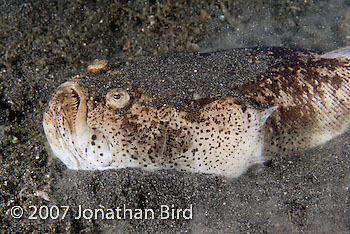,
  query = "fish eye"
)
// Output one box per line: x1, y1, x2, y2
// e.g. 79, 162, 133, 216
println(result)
106, 88, 130, 110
